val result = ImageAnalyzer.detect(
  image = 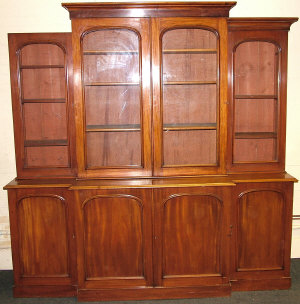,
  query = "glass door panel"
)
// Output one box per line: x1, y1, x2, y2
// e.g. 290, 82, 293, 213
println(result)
233, 41, 279, 163
82, 29, 141, 168
19, 43, 69, 168
162, 28, 218, 166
